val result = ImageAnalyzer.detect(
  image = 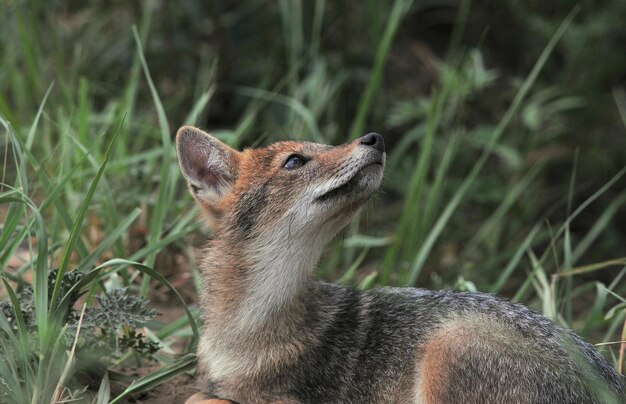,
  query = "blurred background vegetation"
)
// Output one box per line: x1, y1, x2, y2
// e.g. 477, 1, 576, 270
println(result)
1, 0, 625, 401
